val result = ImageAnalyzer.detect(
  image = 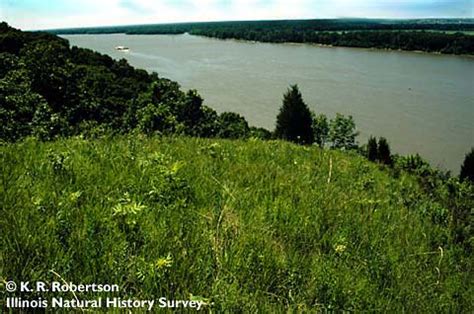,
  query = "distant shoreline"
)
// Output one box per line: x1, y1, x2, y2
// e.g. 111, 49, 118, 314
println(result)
190, 34, 474, 58
48, 18, 474, 56
60, 32, 474, 58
